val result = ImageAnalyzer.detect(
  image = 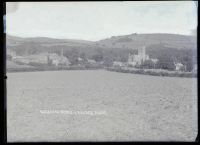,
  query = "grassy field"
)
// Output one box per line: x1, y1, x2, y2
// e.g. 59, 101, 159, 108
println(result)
7, 70, 197, 142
